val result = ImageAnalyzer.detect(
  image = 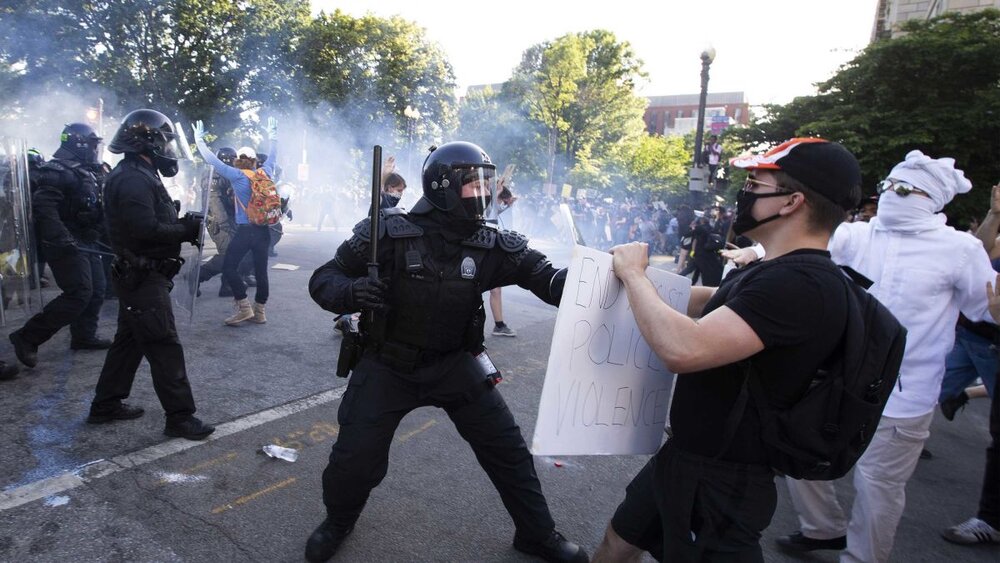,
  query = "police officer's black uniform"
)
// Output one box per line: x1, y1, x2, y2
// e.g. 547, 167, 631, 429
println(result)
86, 109, 214, 441
305, 142, 587, 563
9, 124, 110, 368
